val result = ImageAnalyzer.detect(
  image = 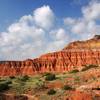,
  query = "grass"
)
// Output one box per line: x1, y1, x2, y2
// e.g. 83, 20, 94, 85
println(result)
47, 89, 56, 95
62, 85, 73, 90
82, 64, 98, 71
69, 69, 79, 73
0, 65, 100, 99
0, 75, 43, 94
0, 82, 9, 92
45, 73, 56, 81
